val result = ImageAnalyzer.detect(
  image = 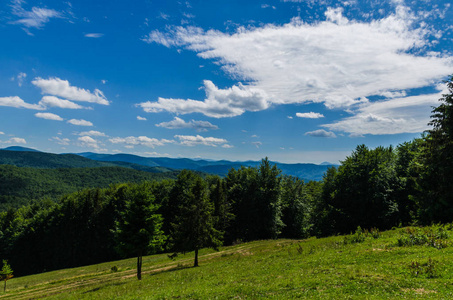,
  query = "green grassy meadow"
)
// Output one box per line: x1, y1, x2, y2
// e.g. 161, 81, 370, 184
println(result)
2, 225, 453, 299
